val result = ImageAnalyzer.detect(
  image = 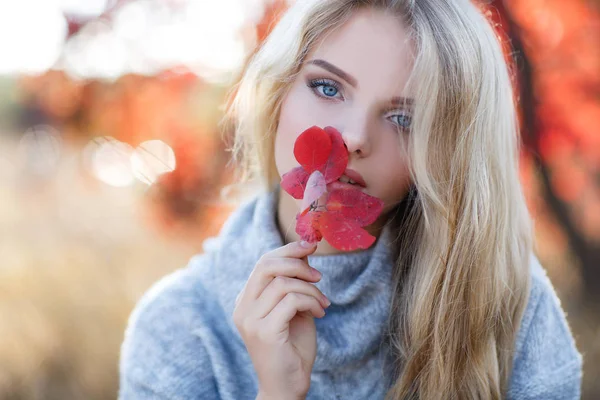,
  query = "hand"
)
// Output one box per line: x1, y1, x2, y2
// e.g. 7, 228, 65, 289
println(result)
233, 240, 330, 399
